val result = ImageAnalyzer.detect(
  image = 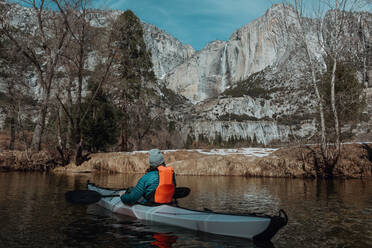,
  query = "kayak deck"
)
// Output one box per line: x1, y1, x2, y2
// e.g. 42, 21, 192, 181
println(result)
87, 182, 287, 241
